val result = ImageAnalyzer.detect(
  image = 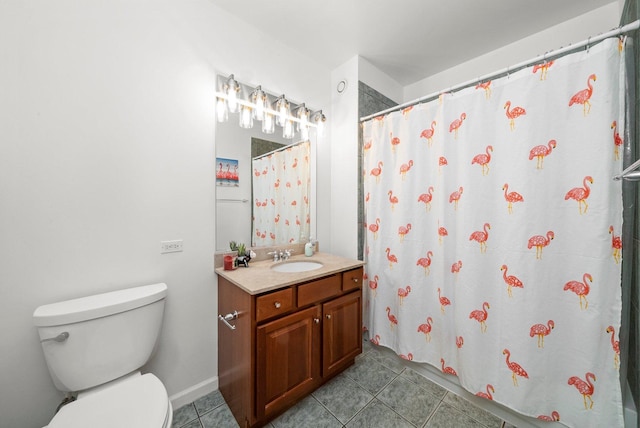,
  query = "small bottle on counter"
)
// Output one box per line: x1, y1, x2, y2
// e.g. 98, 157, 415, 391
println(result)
305, 238, 315, 257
